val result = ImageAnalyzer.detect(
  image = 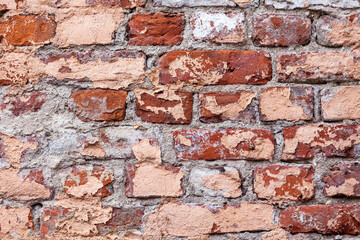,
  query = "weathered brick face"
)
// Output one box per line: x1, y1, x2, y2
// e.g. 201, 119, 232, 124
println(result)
2, 0, 360, 239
